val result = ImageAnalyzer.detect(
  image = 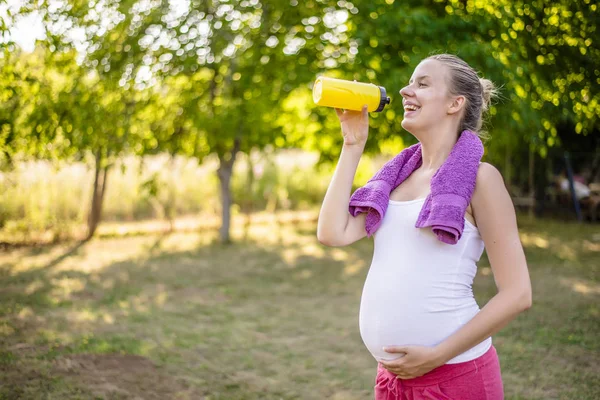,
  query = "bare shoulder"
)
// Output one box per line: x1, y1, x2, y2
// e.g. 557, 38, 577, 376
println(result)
473, 162, 507, 198
472, 162, 515, 225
